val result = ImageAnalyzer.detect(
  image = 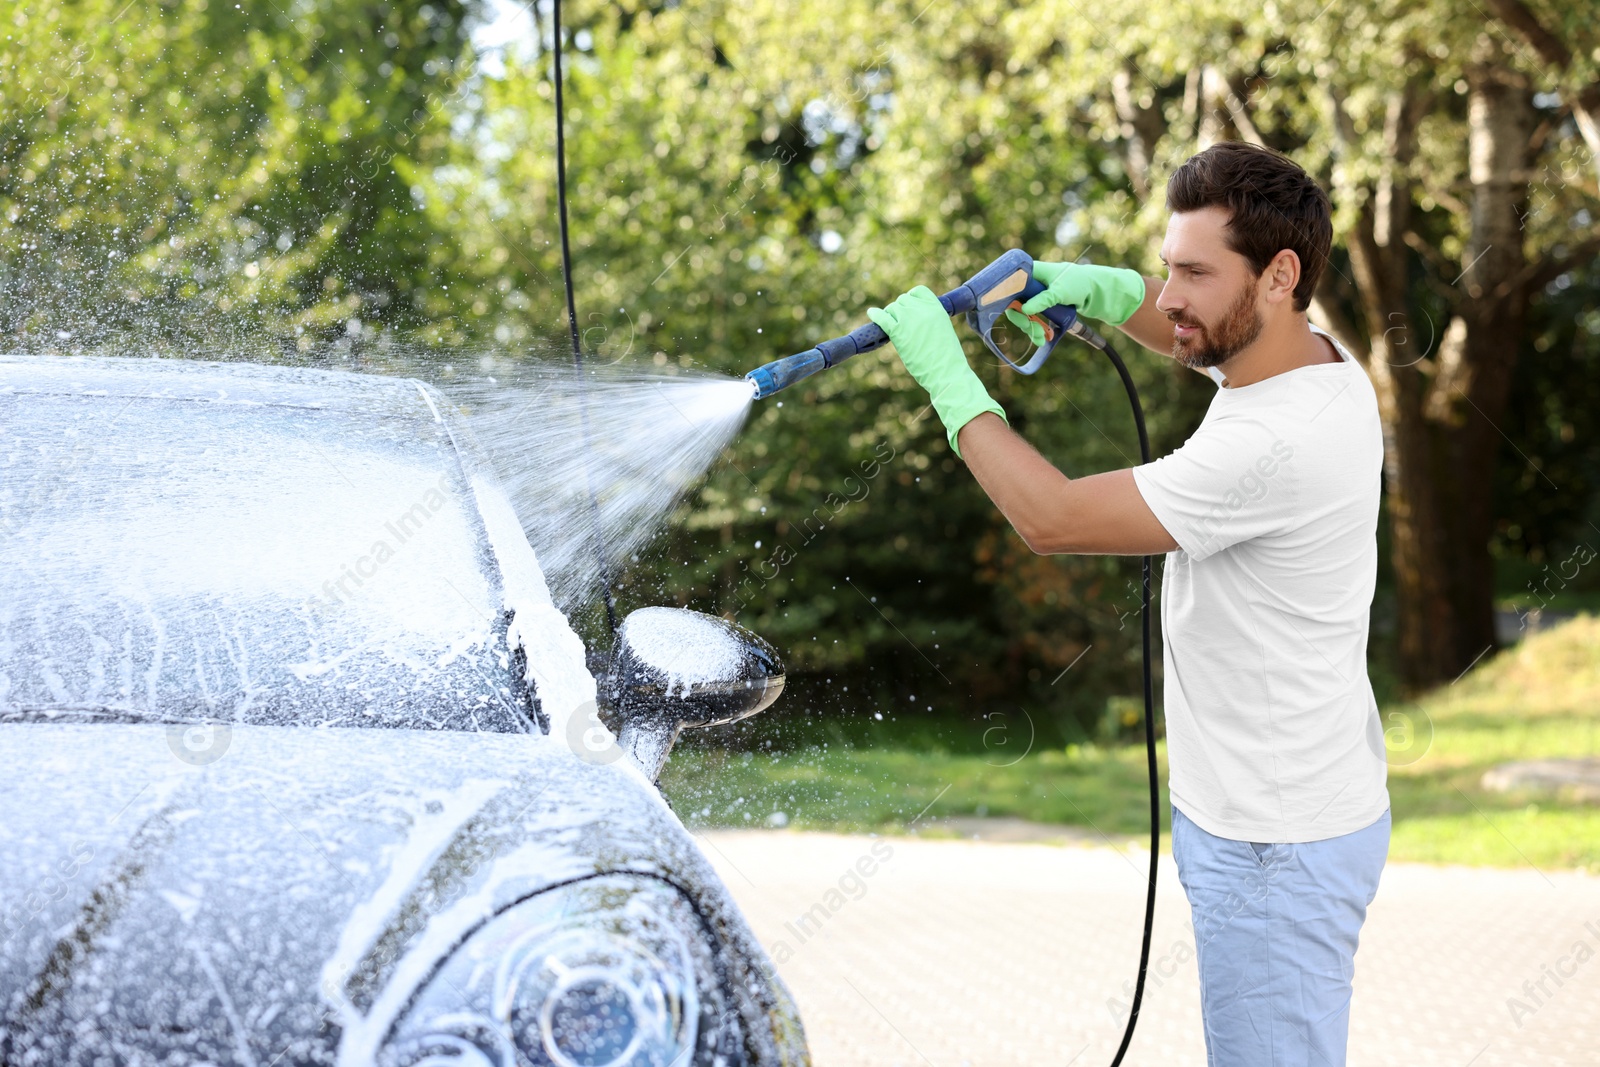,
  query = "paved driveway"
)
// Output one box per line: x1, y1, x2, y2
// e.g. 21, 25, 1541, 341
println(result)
695, 828, 1600, 1066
